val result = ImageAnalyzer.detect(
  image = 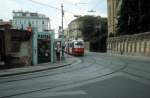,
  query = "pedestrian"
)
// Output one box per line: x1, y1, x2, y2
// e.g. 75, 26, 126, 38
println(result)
56, 47, 61, 61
